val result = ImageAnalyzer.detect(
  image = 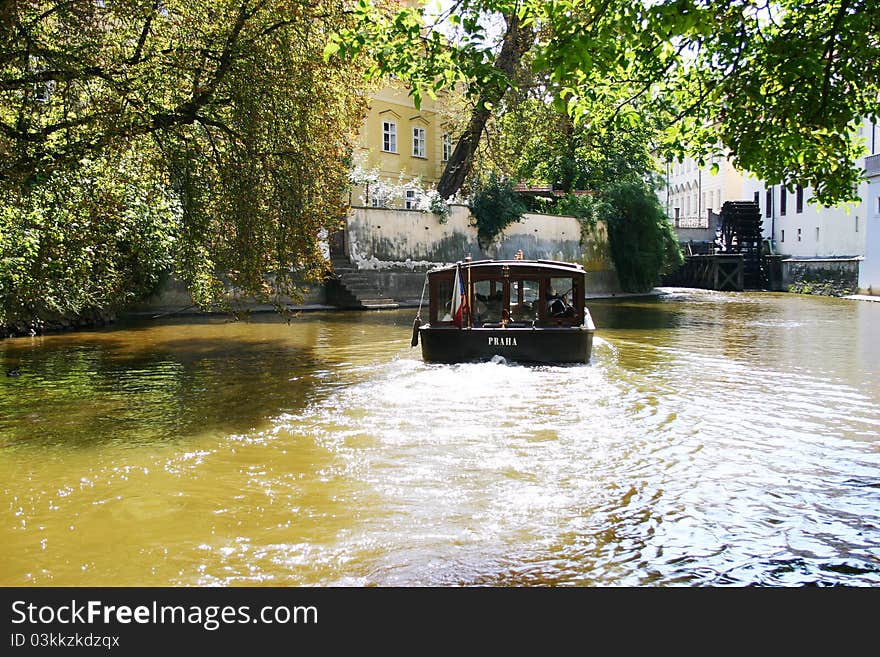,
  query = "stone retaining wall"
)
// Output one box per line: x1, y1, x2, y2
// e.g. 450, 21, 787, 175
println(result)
345, 205, 621, 295
782, 257, 861, 297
